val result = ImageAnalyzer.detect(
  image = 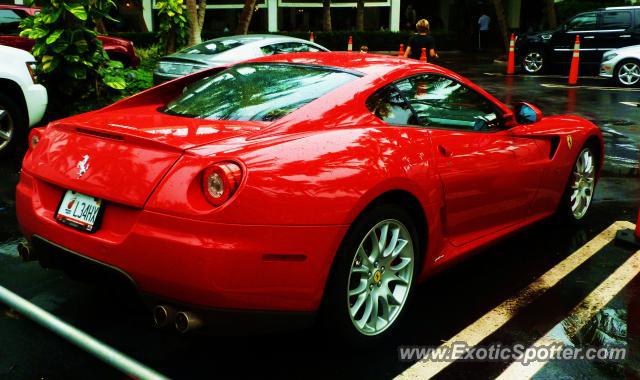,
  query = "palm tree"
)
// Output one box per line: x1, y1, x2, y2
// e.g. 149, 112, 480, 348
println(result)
356, 0, 364, 31
186, 0, 206, 45
236, 0, 258, 35
491, 0, 509, 50
545, 0, 557, 29
323, 0, 332, 32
